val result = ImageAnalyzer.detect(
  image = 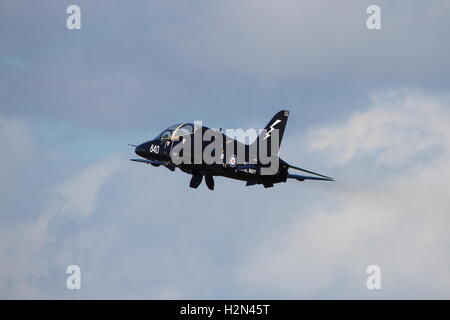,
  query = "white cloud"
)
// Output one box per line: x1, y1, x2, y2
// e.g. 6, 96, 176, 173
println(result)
0, 118, 123, 298
49, 157, 123, 216
305, 90, 450, 166
3, 90, 450, 299
237, 90, 450, 298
